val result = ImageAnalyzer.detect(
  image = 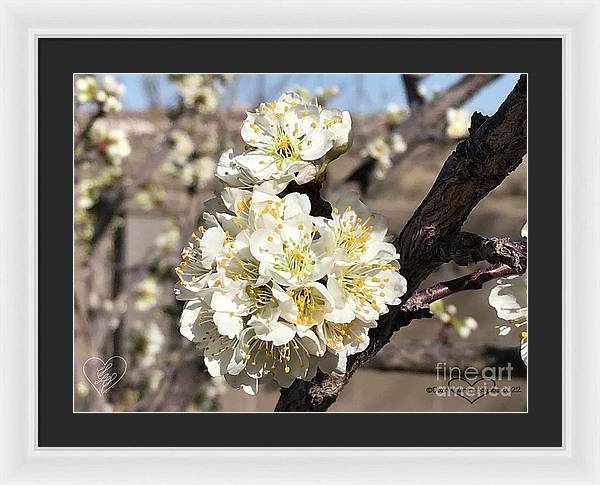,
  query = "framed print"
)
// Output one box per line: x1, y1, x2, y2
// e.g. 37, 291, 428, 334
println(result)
1, 1, 600, 484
